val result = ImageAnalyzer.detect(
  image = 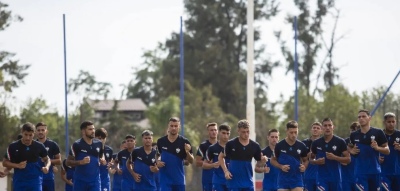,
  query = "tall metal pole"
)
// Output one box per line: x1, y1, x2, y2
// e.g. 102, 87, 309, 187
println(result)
246, 0, 256, 187
63, 14, 69, 156
294, 16, 299, 121
371, 69, 400, 116
179, 16, 185, 136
